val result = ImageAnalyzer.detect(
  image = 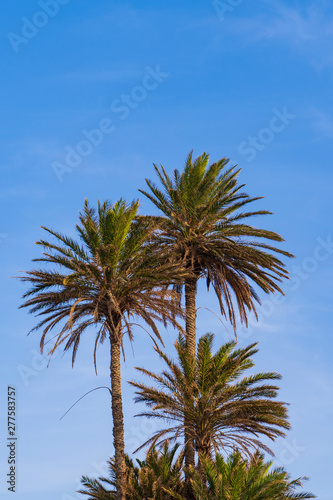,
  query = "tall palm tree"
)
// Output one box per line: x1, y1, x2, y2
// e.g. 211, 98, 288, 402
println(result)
19, 199, 184, 500
139, 151, 293, 471
130, 333, 290, 464
140, 151, 293, 350
188, 451, 316, 500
